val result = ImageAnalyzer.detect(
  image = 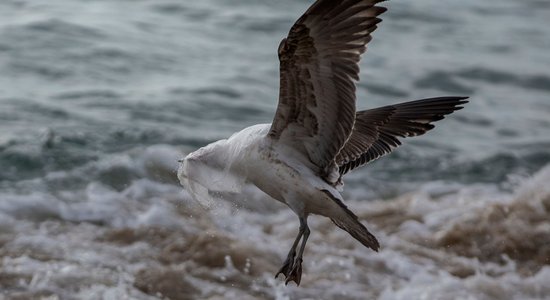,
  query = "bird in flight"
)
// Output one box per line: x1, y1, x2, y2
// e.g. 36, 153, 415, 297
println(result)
178, 0, 468, 286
